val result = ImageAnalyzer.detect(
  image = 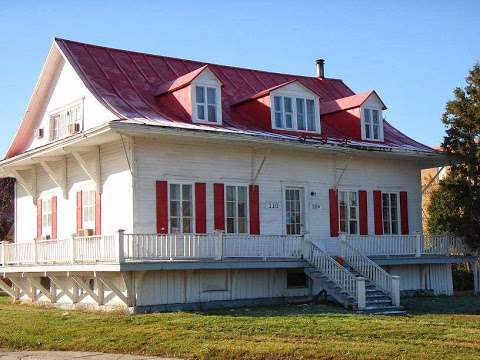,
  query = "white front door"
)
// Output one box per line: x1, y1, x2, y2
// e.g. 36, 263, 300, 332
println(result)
285, 187, 305, 235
